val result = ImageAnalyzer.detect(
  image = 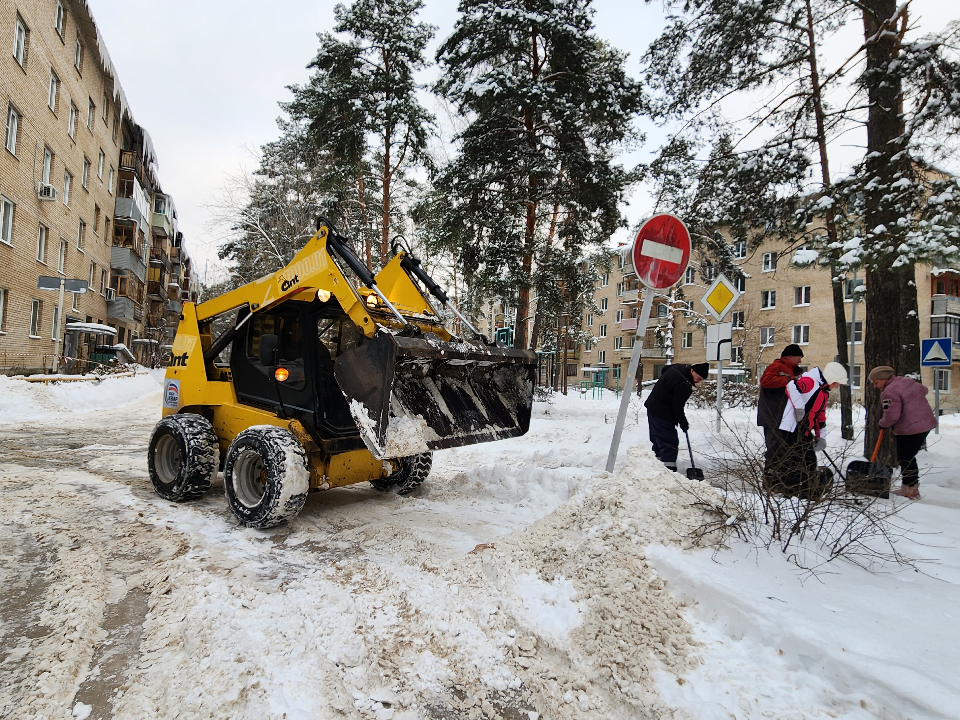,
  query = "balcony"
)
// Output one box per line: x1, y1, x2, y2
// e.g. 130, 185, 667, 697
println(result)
114, 196, 145, 227
152, 211, 173, 238
931, 296, 960, 317
167, 298, 183, 314
147, 281, 166, 299
110, 246, 147, 283
150, 247, 169, 267
620, 345, 667, 359
107, 296, 143, 323
622, 261, 636, 277
620, 289, 639, 304
620, 317, 638, 331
